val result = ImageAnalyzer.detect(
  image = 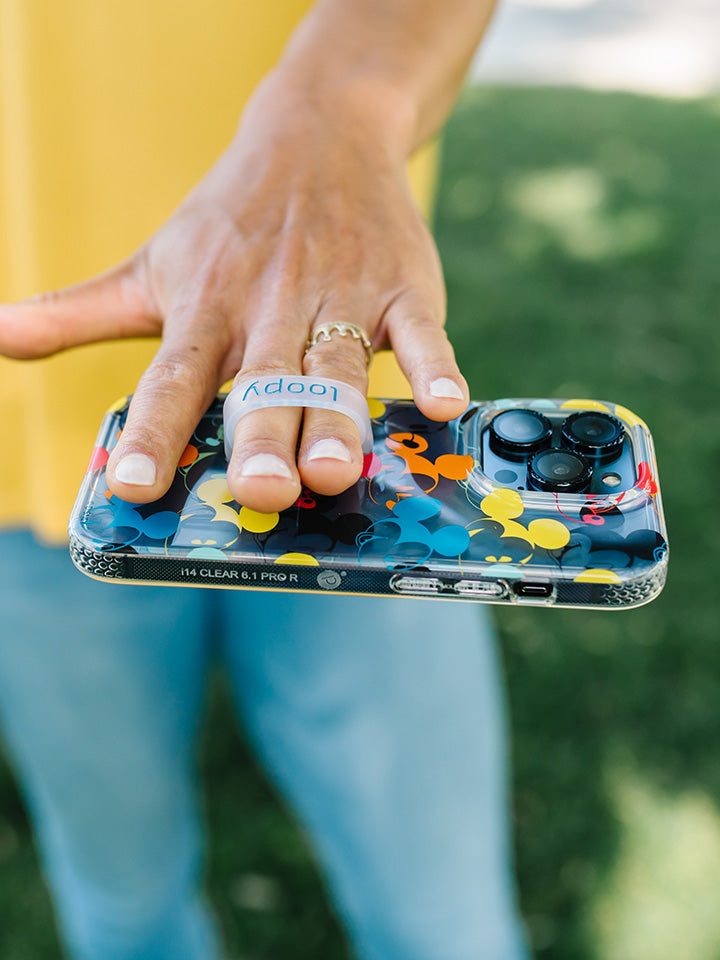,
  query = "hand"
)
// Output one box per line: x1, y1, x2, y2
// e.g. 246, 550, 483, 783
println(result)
0, 72, 468, 513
